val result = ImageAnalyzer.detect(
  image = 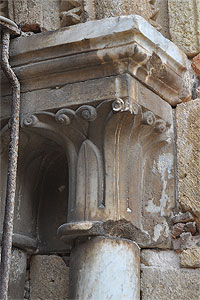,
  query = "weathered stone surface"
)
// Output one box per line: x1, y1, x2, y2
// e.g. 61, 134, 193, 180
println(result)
94, 0, 160, 29
184, 222, 197, 235
8, 0, 61, 32
176, 99, 200, 228
181, 247, 200, 268
70, 237, 140, 300
30, 255, 69, 300
172, 234, 200, 252
1, 16, 189, 106
60, 0, 84, 27
0, 0, 8, 17
2, 15, 186, 250
171, 211, 194, 224
180, 233, 200, 251
9, 249, 27, 300
168, 0, 200, 56
141, 249, 200, 300
172, 221, 197, 239
141, 249, 180, 268
171, 223, 185, 238
0, 248, 27, 300
192, 53, 200, 77
152, 0, 170, 39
